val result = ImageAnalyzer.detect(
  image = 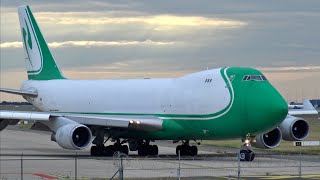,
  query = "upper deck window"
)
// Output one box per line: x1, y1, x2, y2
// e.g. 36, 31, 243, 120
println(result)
242, 75, 268, 81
